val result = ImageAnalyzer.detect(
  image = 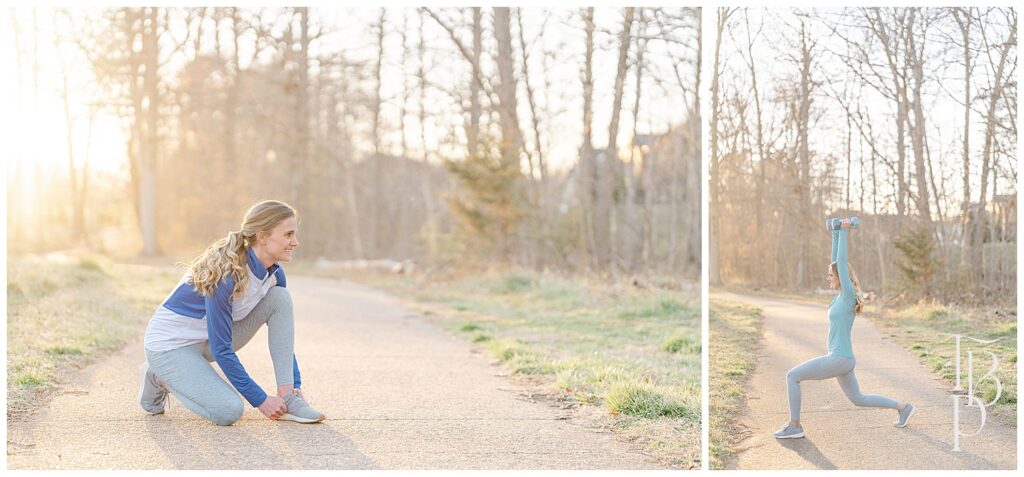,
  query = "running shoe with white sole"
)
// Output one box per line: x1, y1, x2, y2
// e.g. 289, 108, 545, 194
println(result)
280, 390, 325, 423
895, 402, 915, 428
773, 423, 805, 439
